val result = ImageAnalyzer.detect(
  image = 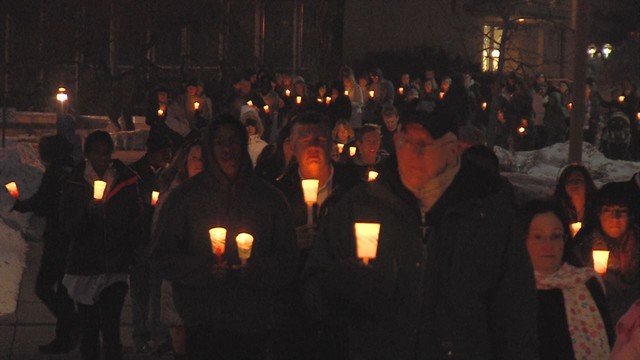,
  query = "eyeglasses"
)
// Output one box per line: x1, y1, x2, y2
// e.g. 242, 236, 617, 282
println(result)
601, 207, 629, 219
527, 233, 566, 244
